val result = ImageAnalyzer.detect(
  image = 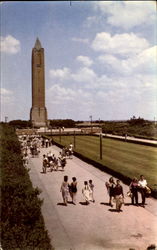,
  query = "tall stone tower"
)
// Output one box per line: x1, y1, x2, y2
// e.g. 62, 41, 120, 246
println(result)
30, 38, 47, 127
